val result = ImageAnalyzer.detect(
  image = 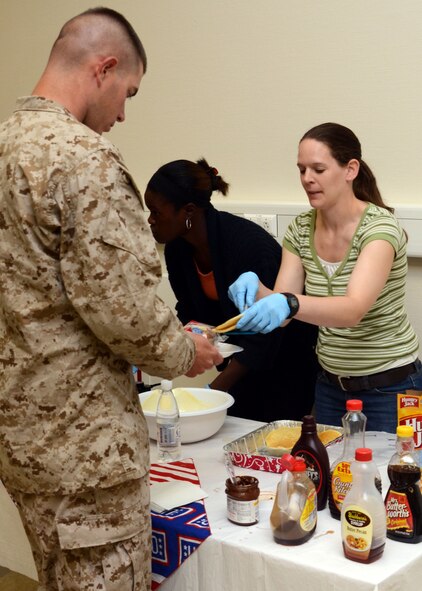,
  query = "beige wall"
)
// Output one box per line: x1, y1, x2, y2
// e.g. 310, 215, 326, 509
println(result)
0, 0, 422, 354
1, 0, 422, 206
0, 6, 421, 351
